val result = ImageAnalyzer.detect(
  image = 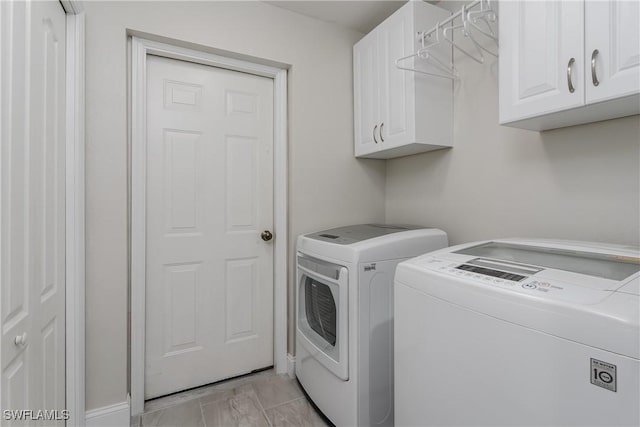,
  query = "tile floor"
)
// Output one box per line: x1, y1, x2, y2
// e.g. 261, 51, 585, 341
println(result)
131, 369, 332, 427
